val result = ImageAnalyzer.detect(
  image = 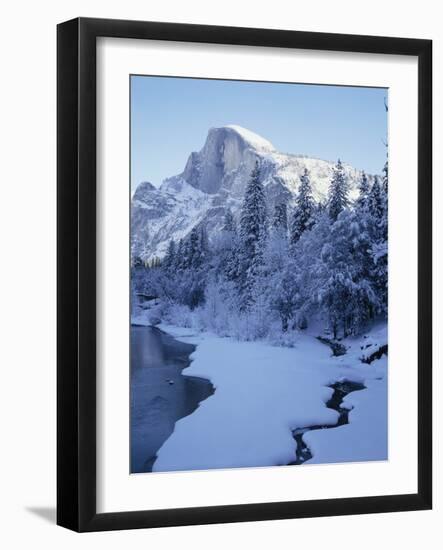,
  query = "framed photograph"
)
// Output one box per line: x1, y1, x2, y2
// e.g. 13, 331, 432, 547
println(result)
57, 17, 432, 532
